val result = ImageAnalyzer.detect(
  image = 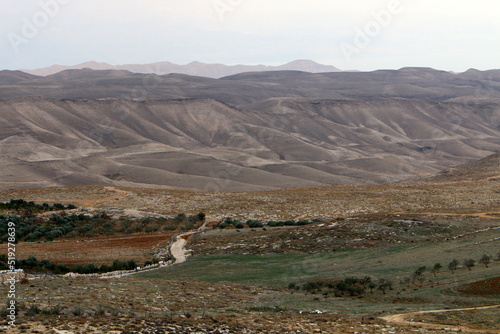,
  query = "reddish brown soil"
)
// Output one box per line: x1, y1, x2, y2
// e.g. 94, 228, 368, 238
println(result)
1, 232, 174, 266
457, 276, 500, 296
